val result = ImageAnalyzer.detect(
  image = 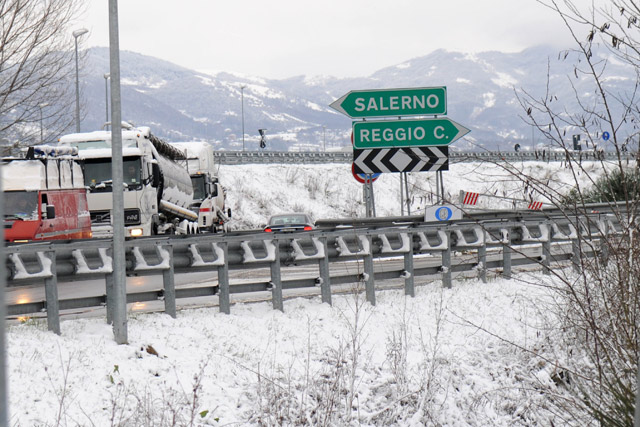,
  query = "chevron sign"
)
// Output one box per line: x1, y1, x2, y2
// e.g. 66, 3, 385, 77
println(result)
353, 146, 449, 174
